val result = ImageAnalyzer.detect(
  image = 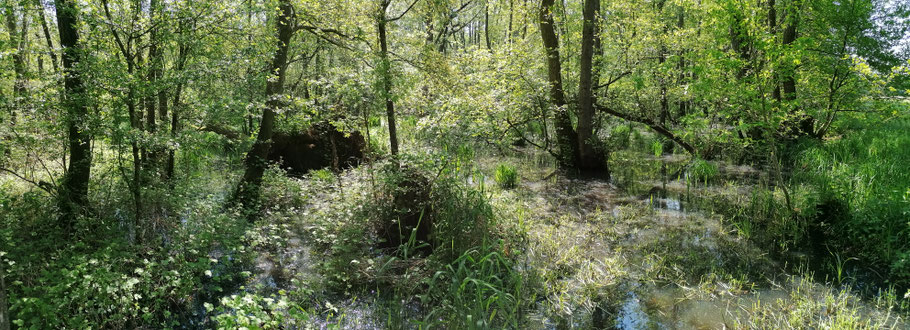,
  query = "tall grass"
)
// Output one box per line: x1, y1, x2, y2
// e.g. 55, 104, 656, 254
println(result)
796, 118, 910, 285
